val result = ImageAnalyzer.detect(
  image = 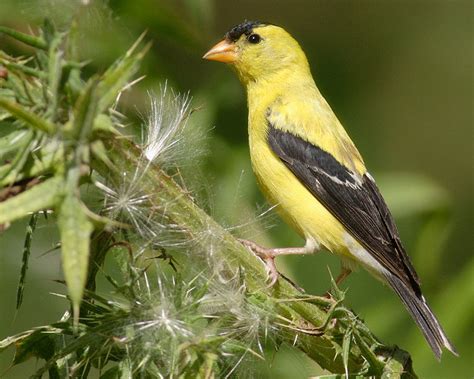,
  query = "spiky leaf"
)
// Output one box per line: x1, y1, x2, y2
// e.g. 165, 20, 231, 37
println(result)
16, 212, 38, 309
58, 194, 93, 323
97, 35, 150, 113
0, 176, 63, 225
0, 98, 55, 134
0, 26, 47, 49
